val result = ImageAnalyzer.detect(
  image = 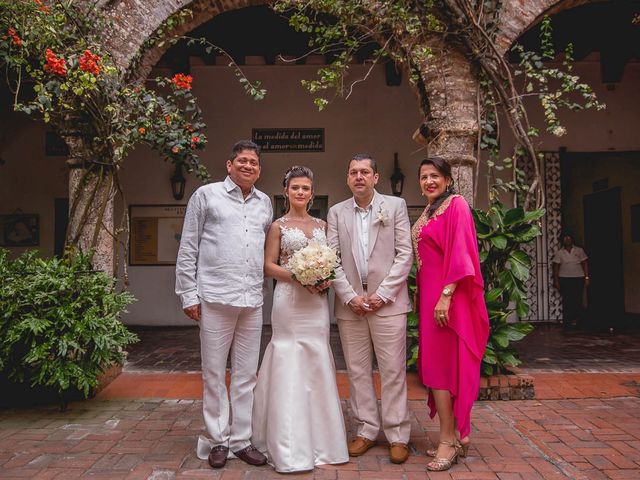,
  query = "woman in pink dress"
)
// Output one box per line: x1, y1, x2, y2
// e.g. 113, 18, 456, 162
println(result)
411, 157, 489, 472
